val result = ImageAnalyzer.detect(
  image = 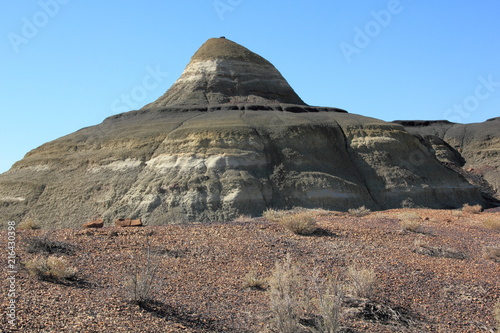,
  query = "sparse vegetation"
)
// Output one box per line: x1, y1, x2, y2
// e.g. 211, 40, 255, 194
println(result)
311, 274, 344, 333
233, 214, 252, 222
25, 255, 77, 281
413, 240, 466, 260
124, 242, 162, 305
263, 208, 287, 221
483, 246, 500, 263
348, 206, 371, 217
494, 301, 500, 331
346, 266, 377, 299
401, 220, 423, 233
461, 203, 482, 214
243, 270, 267, 290
268, 254, 306, 333
17, 218, 41, 230
483, 217, 500, 231
277, 212, 318, 235
25, 234, 76, 255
